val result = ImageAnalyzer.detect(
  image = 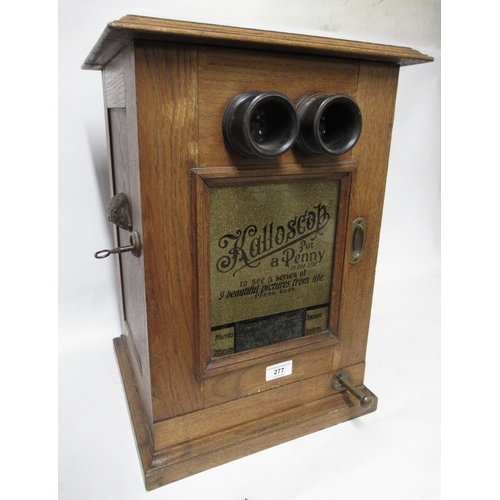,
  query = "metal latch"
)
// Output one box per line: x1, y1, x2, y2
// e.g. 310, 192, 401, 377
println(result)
94, 193, 142, 259
94, 231, 142, 259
